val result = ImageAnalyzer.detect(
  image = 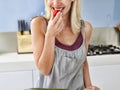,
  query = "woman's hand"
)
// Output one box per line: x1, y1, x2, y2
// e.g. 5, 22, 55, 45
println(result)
84, 86, 100, 90
46, 11, 64, 37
